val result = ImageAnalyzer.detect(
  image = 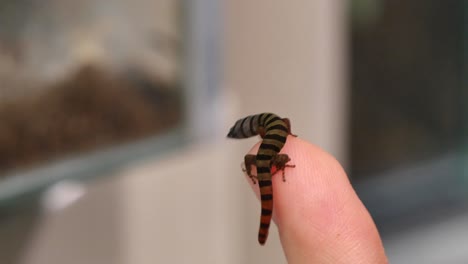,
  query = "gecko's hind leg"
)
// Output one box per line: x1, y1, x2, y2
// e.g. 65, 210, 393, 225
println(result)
271, 154, 296, 182
243, 154, 258, 184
